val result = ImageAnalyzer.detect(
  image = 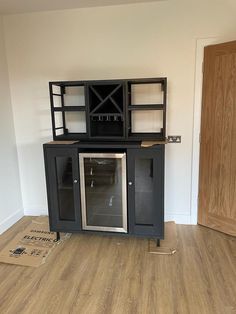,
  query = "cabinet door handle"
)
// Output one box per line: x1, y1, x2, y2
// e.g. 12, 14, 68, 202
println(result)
128, 181, 133, 186
74, 179, 78, 184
